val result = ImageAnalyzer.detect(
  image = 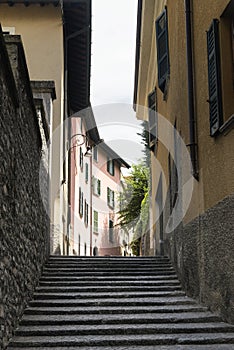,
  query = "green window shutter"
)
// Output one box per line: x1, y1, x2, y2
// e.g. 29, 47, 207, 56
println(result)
207, 19, 223, 136
85, 163, 88, 182
107, 187, 110, 205
156, 8, 170, 93
97, 179, 101, 196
